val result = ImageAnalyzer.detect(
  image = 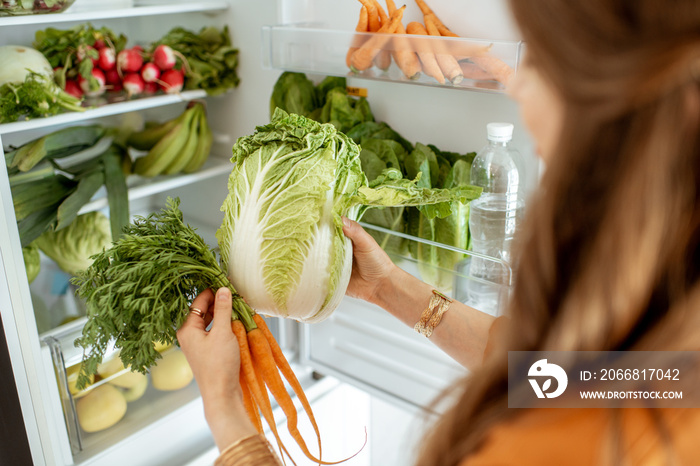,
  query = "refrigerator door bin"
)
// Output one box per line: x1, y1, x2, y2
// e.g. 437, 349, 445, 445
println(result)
262, 24, 523, 93
303, 222, 511, 413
